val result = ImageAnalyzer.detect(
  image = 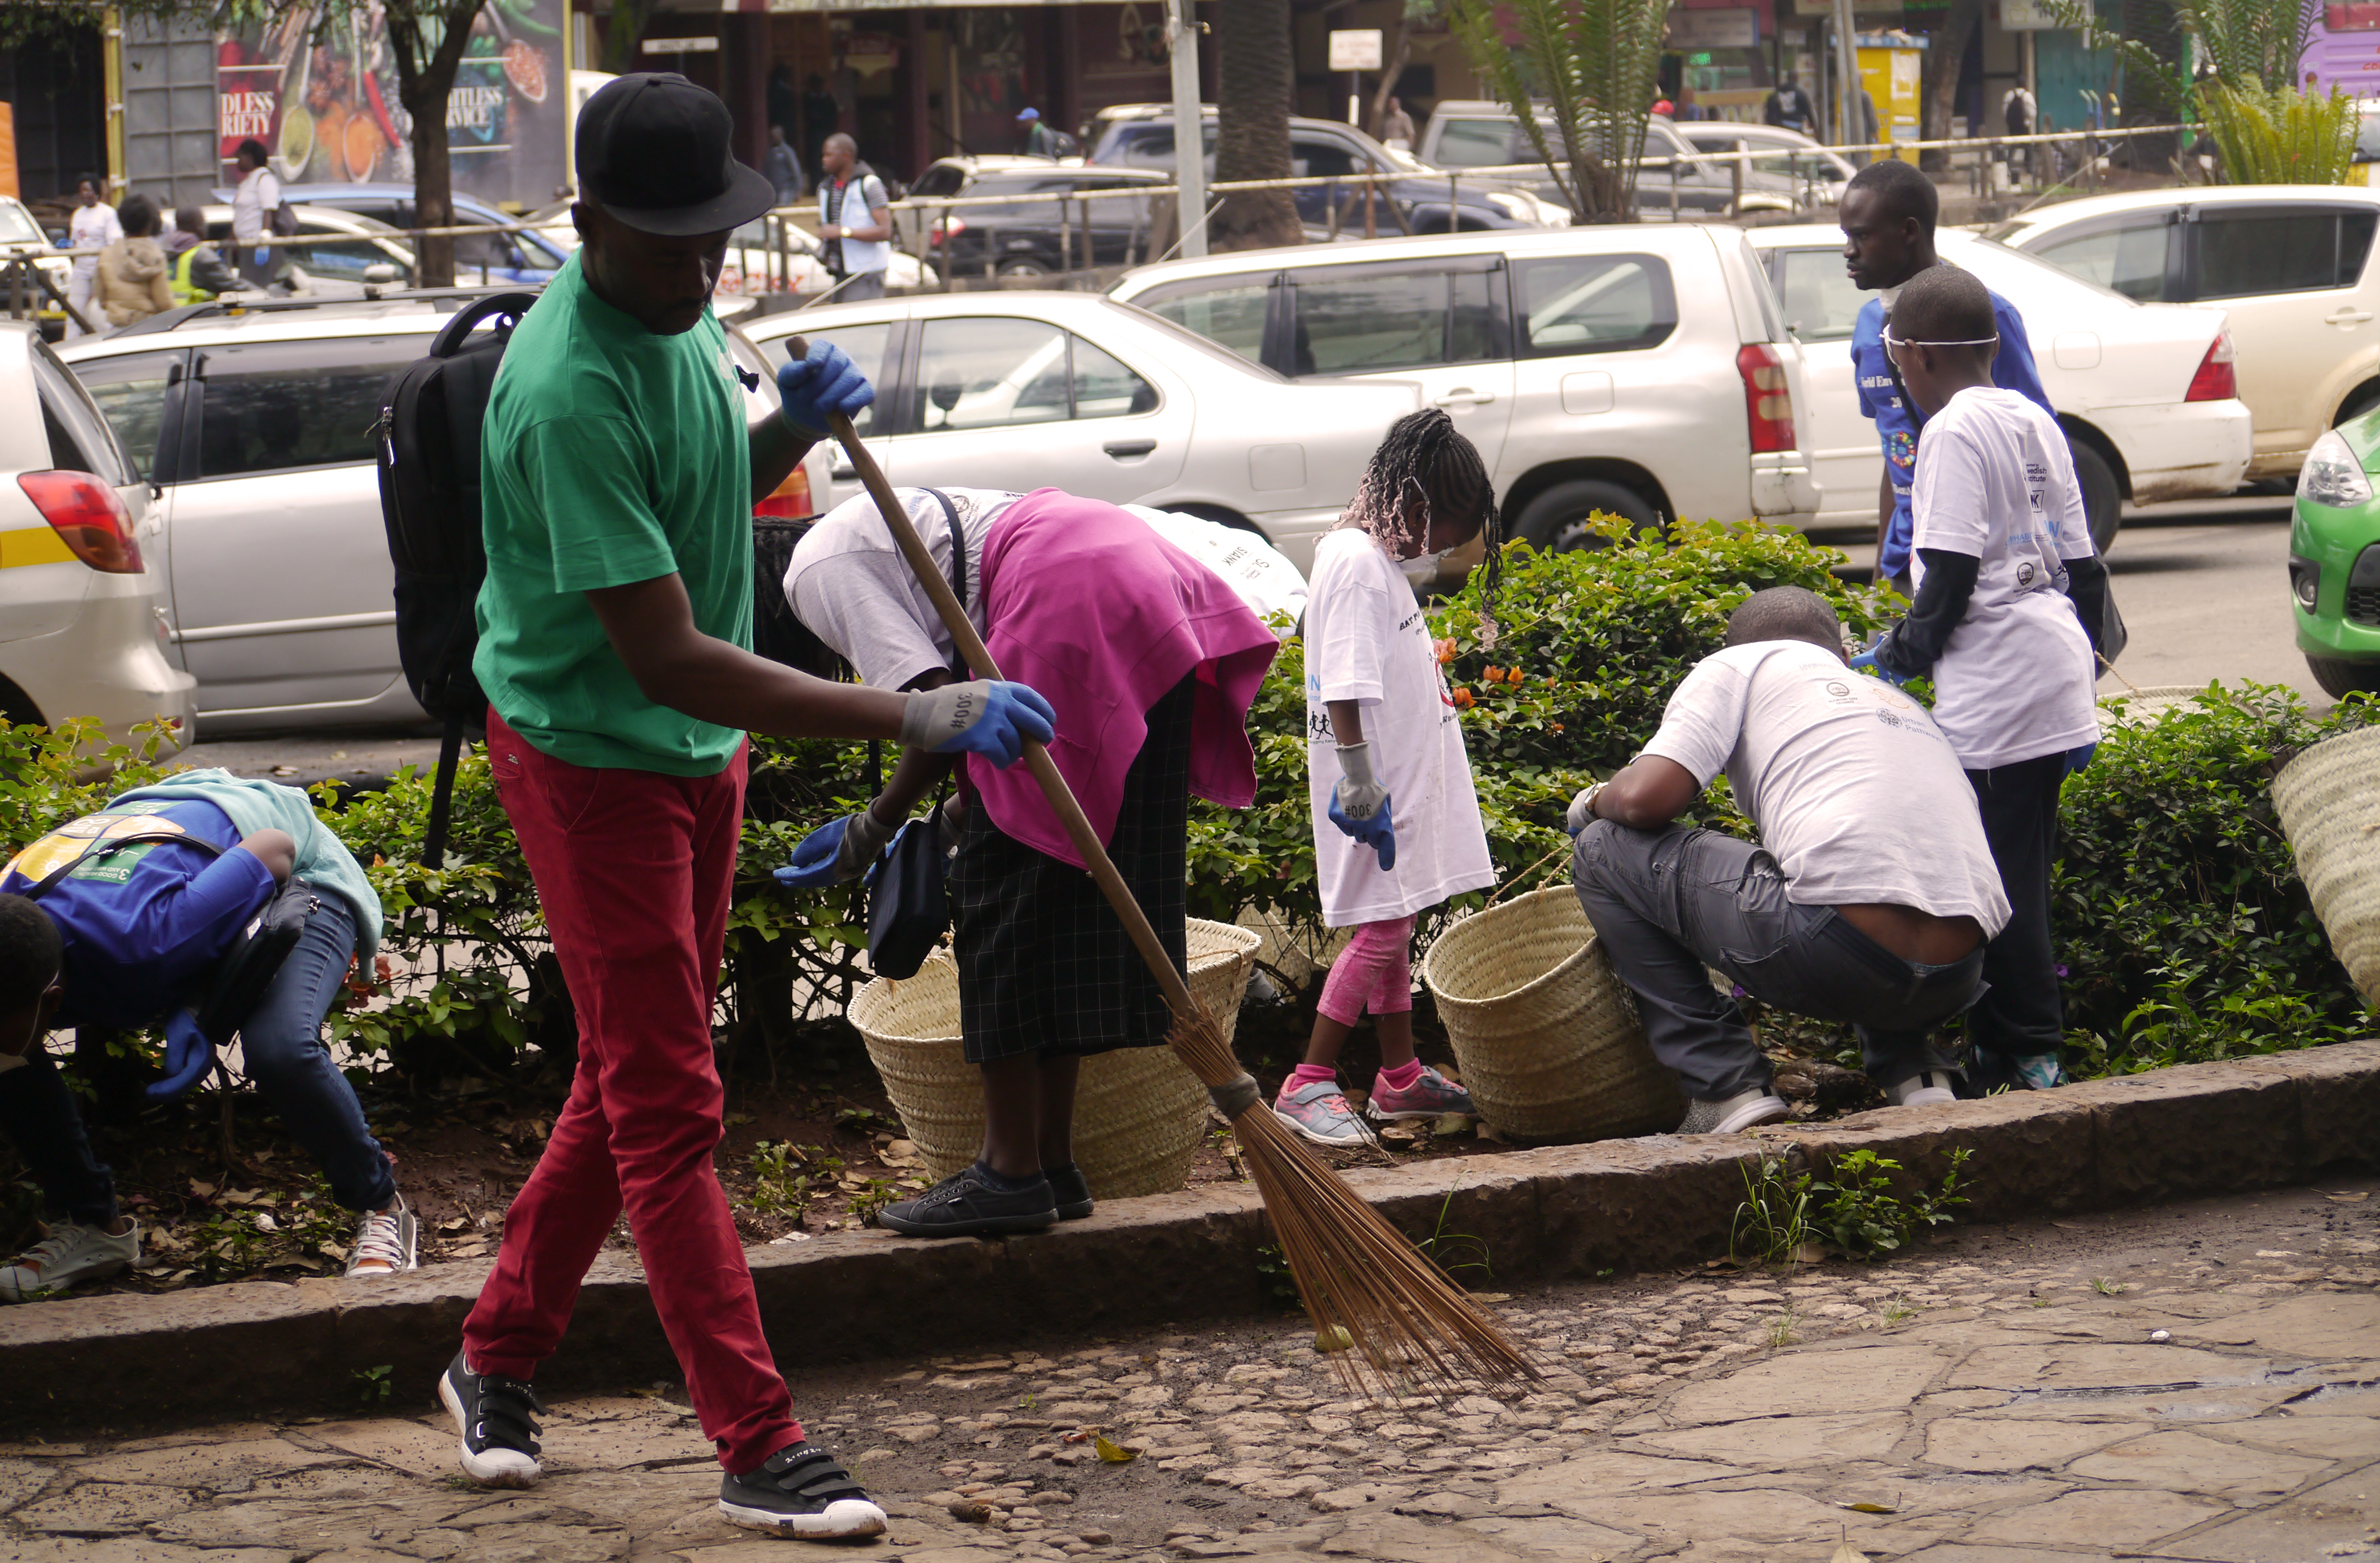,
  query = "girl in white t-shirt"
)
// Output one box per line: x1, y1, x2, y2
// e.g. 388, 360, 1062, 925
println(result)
1275, 410, 1502, 1148
64, 177, 123, 340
